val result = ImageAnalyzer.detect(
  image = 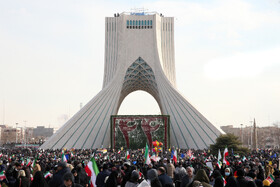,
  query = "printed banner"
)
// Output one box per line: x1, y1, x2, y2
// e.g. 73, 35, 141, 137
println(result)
111, 115, 170, 149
